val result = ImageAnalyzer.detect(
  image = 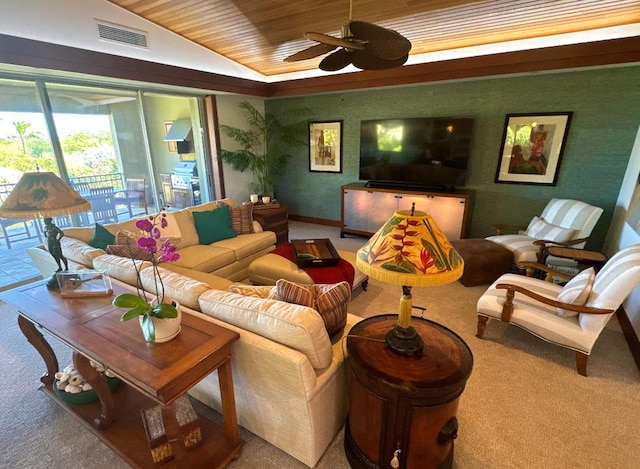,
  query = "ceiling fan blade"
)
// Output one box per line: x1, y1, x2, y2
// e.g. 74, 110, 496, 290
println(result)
349, 21, 412, 60
284, 43, 337, 62
350, 50, 409, 71
304, 31, 365, 50
319, 49, 353, 71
